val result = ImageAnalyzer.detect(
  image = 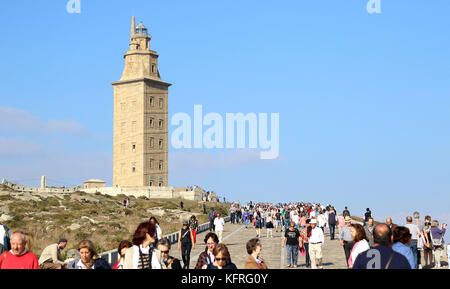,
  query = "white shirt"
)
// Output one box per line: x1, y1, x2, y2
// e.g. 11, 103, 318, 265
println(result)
131, 245, 162, 269
214, 218, 225, 231
292, 214, 299, 225
349, 239, 370, 265
317, 214, 326, 227
75, 259, 94, 269
309, 227, 325, 244
207, 251, 215, 264
310, 211, 317, 218
156, 224, 162, 240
